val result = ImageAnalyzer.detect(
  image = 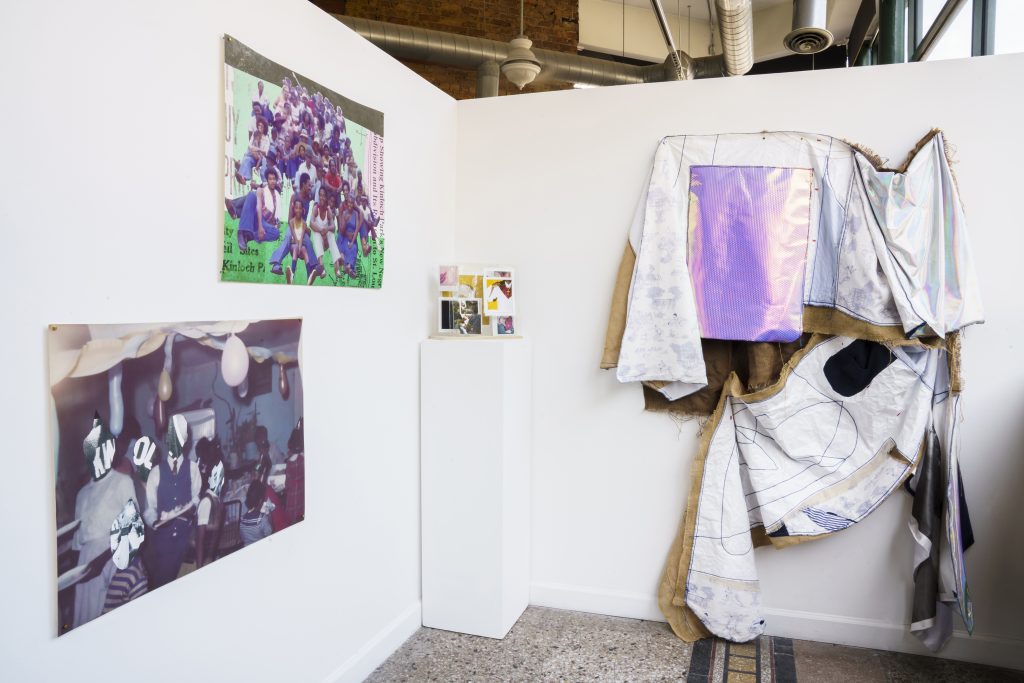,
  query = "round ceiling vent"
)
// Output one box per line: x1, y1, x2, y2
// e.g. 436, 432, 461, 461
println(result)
783, 27, 834, 55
